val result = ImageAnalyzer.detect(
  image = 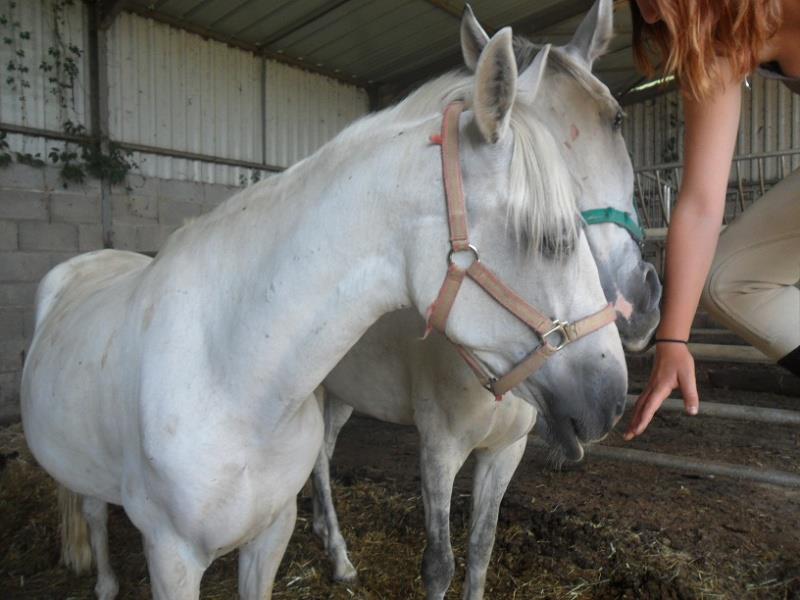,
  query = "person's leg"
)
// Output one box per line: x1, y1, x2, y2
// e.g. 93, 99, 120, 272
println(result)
701, 168, 800, 374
